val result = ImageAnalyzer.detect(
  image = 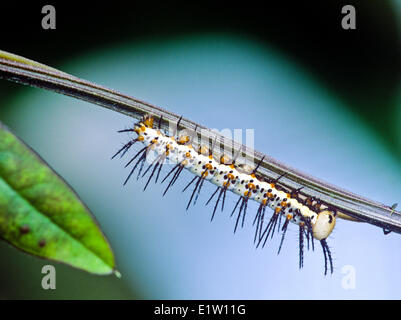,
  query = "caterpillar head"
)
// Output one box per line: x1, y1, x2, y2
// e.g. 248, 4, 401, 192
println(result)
312, 210, 336, 240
